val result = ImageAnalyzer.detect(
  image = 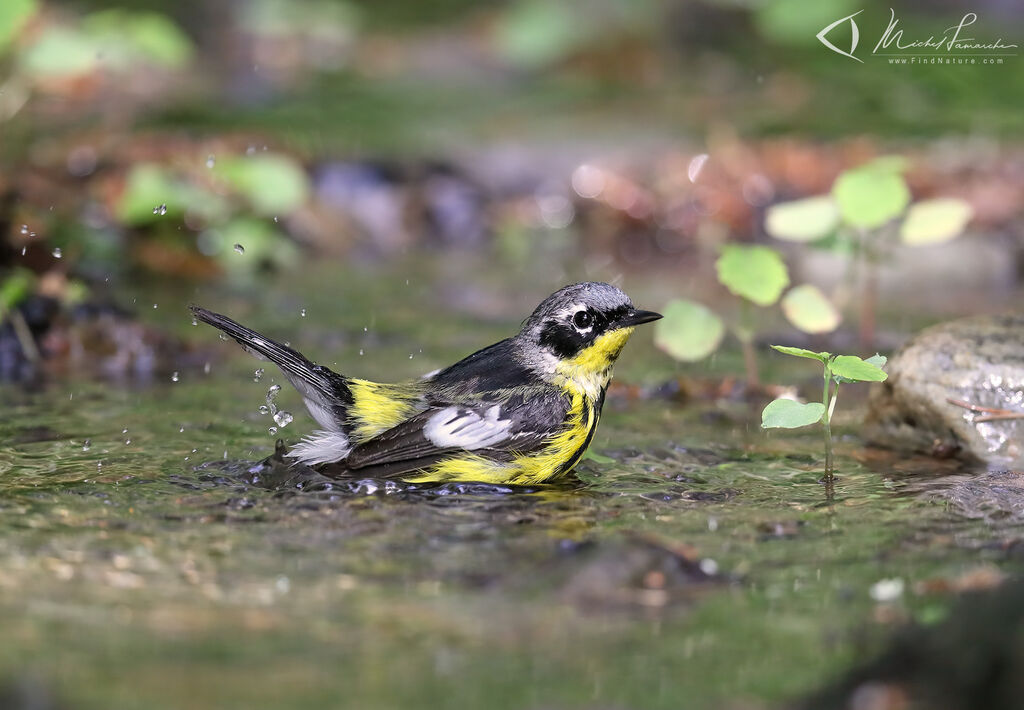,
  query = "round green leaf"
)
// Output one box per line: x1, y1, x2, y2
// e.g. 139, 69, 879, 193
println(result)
765, 196, 839, 242
900, 198, 973, 245
654, 299, 725, 362
830, 355, 887, 382
716, 245, 790, 306
214, 154, 309, 216
771, 345, 831, 361
762, 399, 826, 429
833, 164, 910, 229
208, 218, 299, 276
0, 268, 35, 312
754, 0, 859, 45
0, 0, 36, 53
82, 10, 194, 68
116, 163, 229, 226
495, 0, 584, 67
781, 284, 841, 334
19, 26, 99, 78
